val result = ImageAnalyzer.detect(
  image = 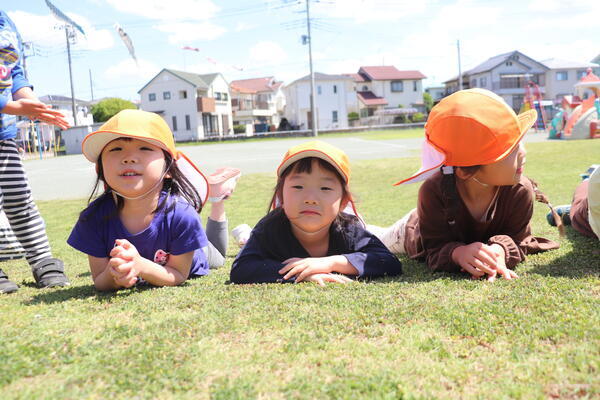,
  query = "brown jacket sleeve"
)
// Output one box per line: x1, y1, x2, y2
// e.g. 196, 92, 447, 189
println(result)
570, 180, 596, 238
487, 177, 559, 268
416, 177, 465, 273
